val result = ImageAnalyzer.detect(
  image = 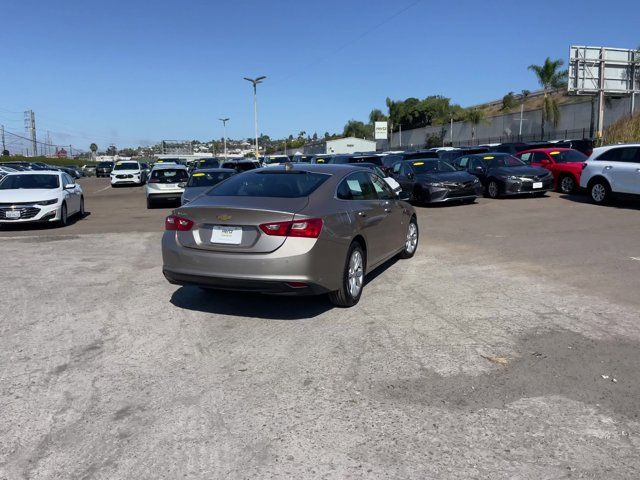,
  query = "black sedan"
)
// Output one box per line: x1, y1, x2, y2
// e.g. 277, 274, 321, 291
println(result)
390, 159, 482, 204
96, 161, 114, 177
450, 153, 553, 198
